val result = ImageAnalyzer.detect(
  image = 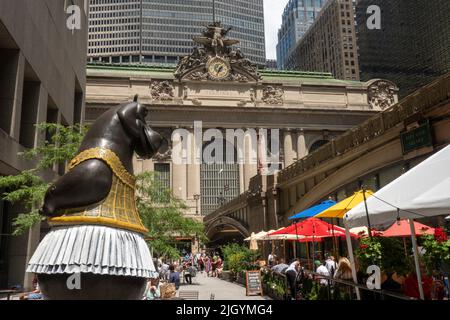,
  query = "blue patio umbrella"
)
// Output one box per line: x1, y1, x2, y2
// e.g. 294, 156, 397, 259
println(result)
288, 200, 337, 220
